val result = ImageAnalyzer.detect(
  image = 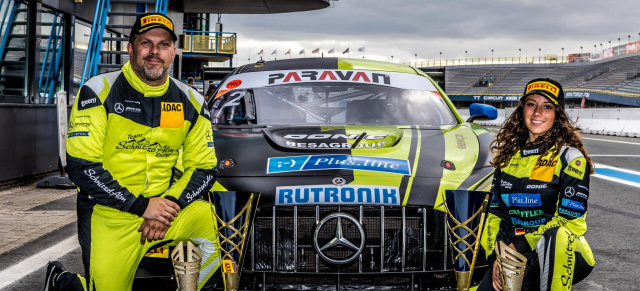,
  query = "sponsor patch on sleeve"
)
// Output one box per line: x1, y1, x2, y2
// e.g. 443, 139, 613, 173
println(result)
68, 131, 89, 138
160, 102, 184, 128
561, 198, 586, 211
77, 91, 102, 111
564, 157, 586, 180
